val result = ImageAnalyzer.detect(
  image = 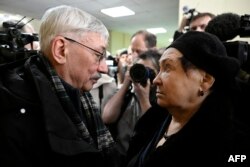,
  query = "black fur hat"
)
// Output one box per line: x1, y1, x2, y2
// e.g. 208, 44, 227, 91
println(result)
168, 31, 240, 83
